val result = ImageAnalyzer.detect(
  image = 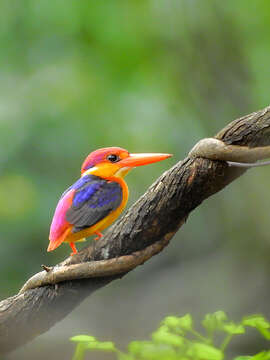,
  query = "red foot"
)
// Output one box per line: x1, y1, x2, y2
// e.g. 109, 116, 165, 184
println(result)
94, 231, 103, 241
69, 242, 78, 256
